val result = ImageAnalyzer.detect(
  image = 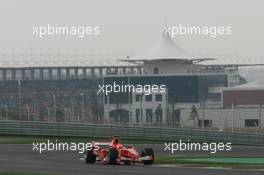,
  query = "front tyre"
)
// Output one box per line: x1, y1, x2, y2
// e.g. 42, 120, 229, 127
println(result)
107, 148, 118, 165
141, 148, 154, 165
84, 150, 96, 164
